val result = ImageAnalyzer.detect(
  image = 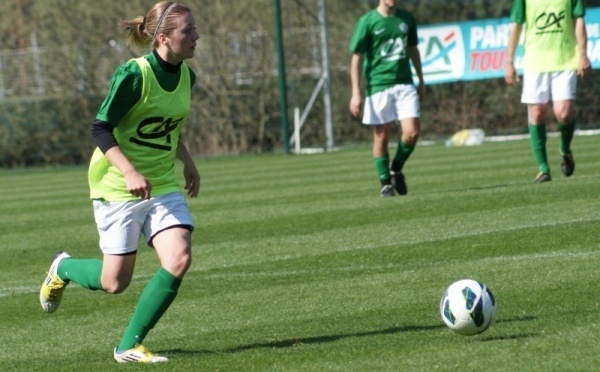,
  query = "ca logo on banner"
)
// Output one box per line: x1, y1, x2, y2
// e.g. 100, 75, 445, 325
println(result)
416, 25, 464, 84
